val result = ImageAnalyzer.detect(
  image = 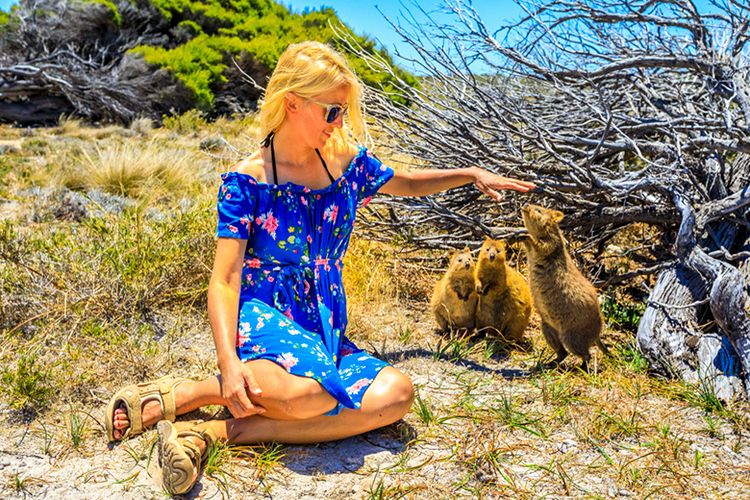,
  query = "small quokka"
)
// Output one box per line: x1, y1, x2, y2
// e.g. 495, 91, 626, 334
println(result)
431, 247, 477, 332
474, 237, 532, 343
521, 204, 609, 370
